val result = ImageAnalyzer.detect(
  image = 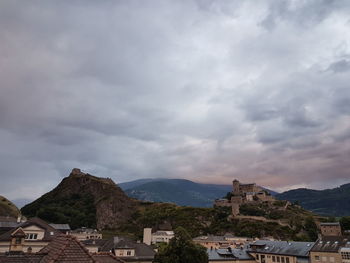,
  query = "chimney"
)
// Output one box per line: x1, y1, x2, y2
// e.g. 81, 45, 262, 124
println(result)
113, 236, 119, 245
143, 228, 152, 246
